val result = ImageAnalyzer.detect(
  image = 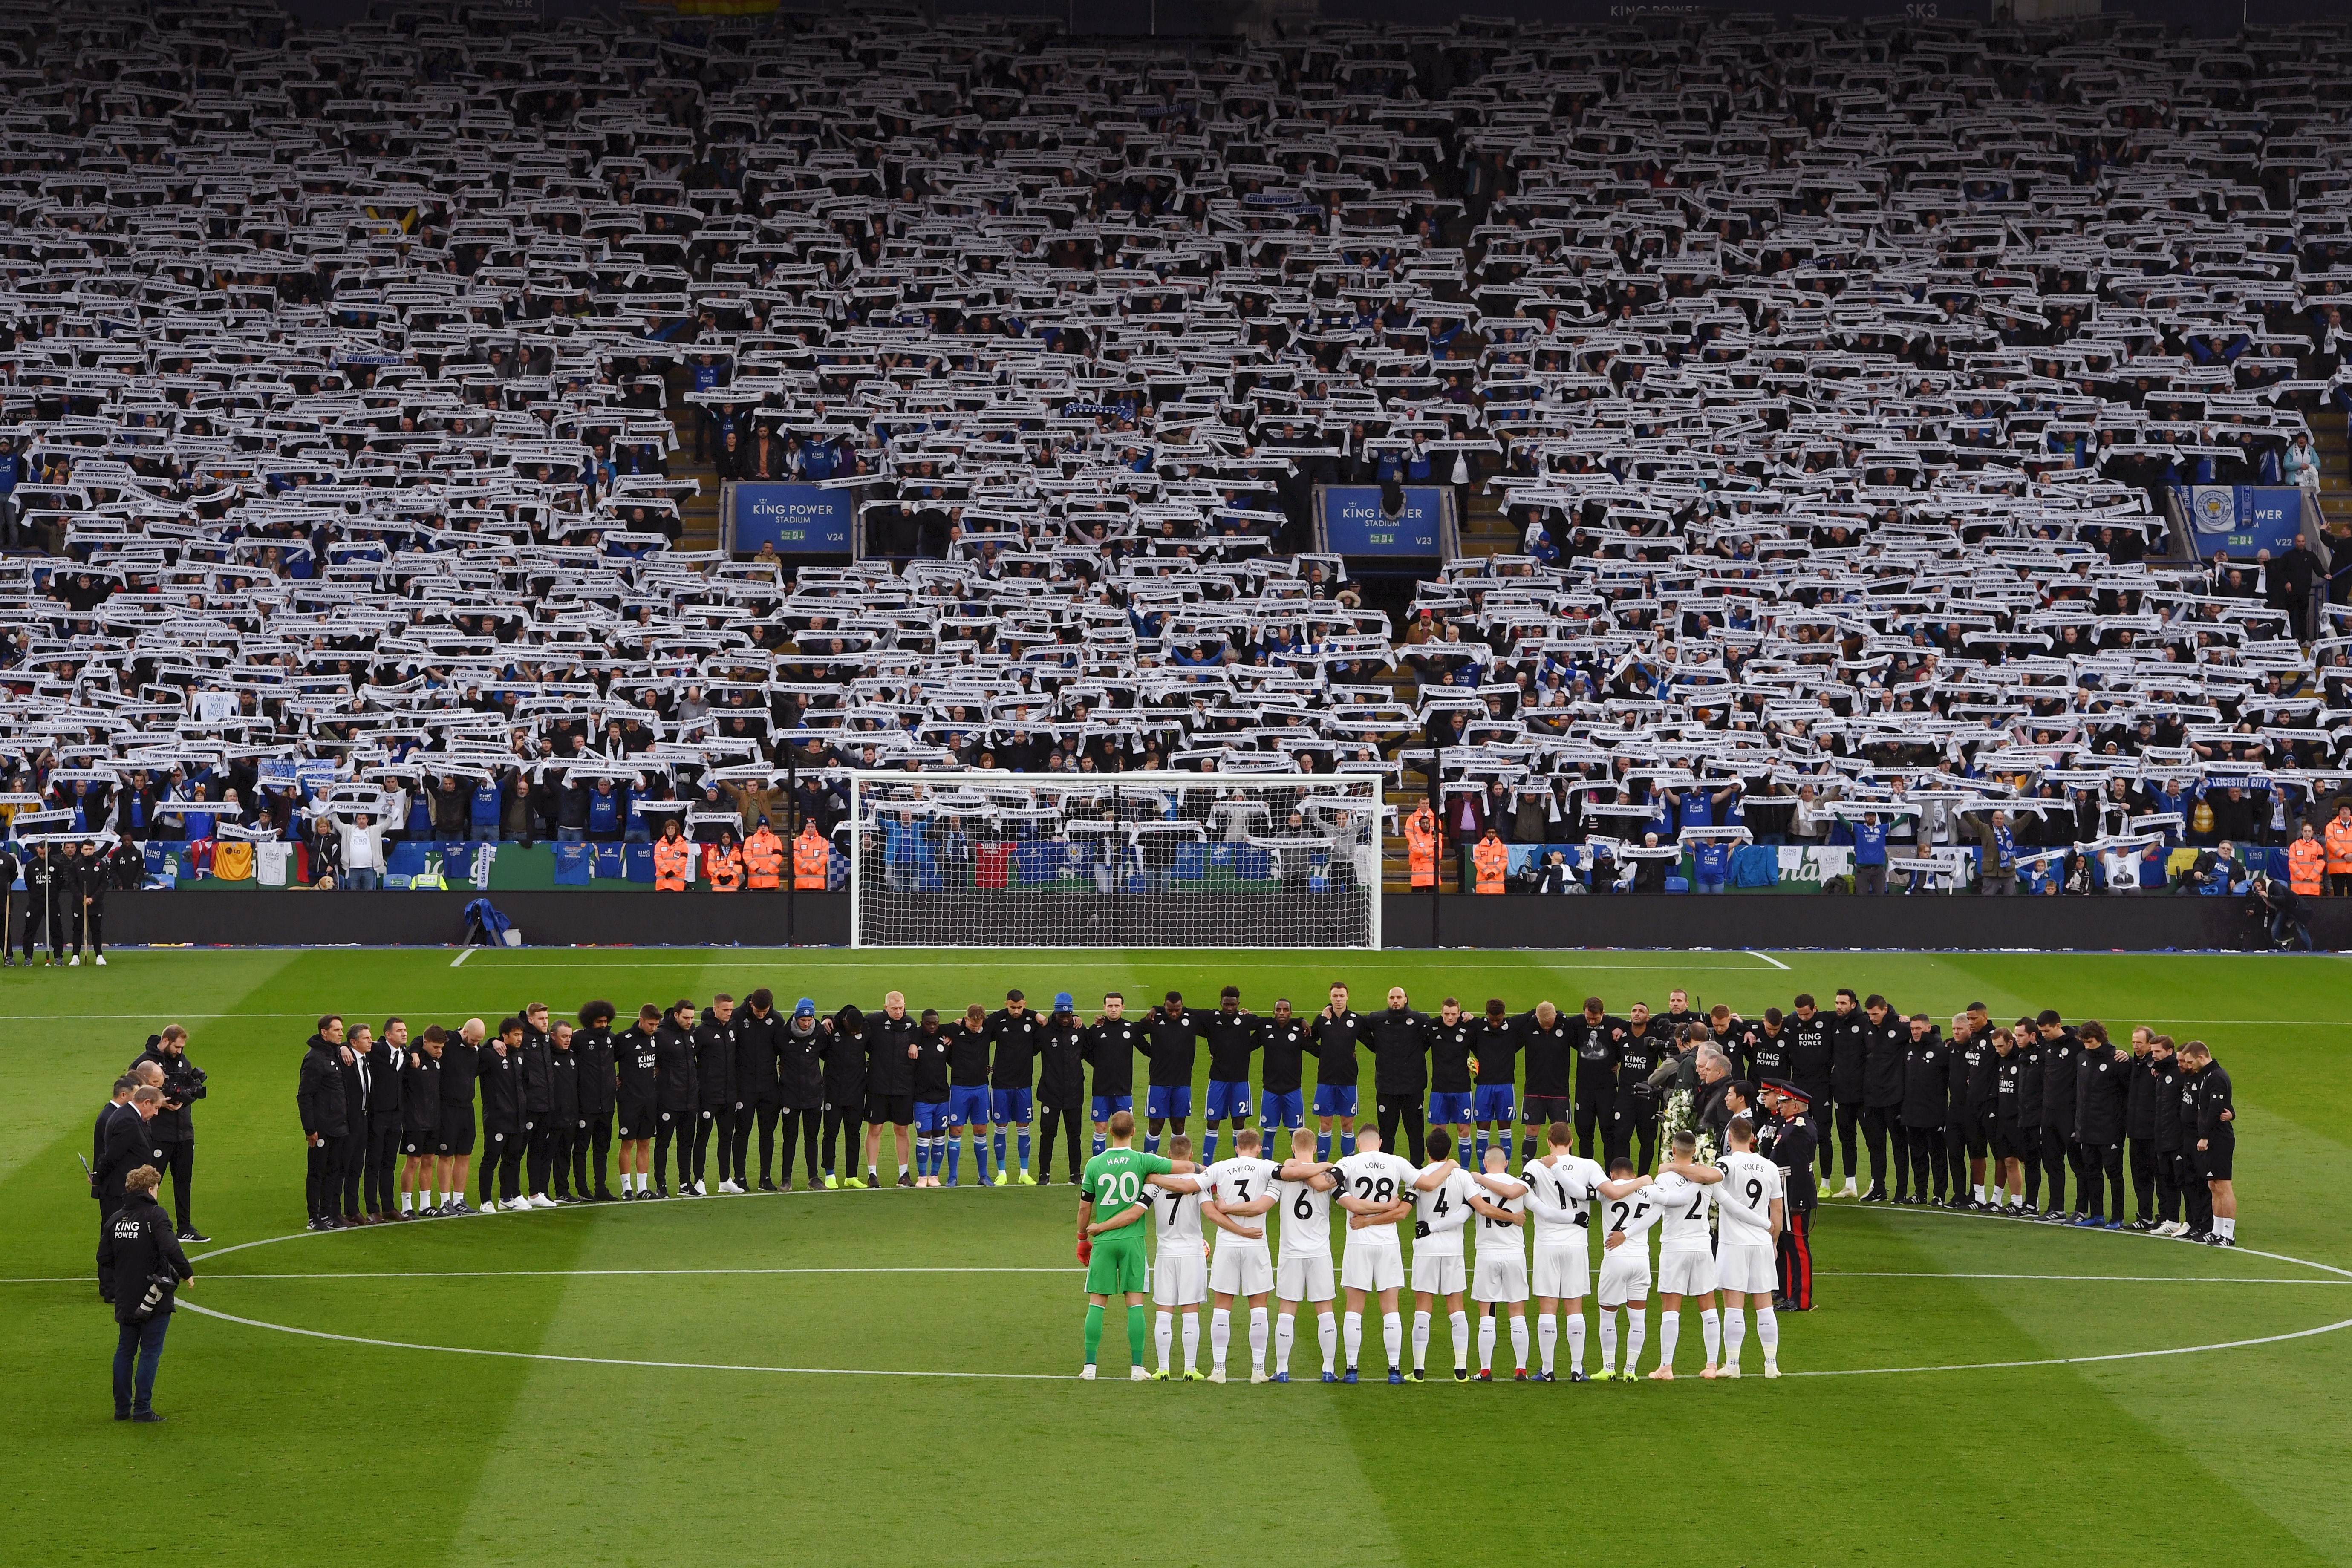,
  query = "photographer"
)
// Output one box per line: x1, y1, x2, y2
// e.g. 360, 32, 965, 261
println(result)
133, 1026, 208, 1242
97, 1165, 194, 1423
2249, 873, 2313, 953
